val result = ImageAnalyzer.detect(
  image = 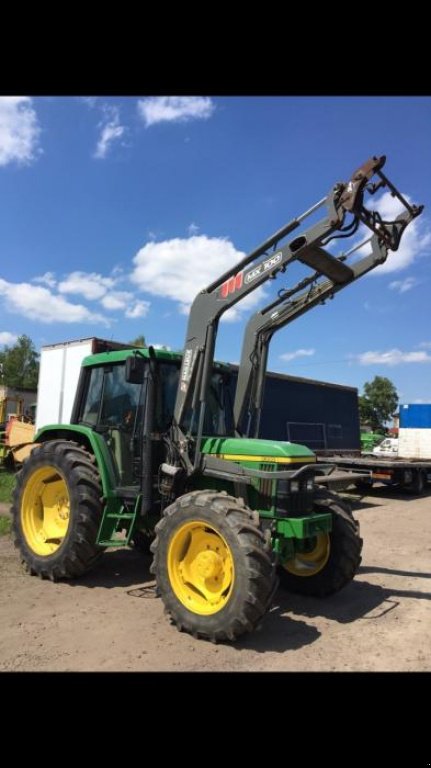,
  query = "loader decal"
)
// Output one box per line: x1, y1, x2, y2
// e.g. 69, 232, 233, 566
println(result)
245, 252, 282, 284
